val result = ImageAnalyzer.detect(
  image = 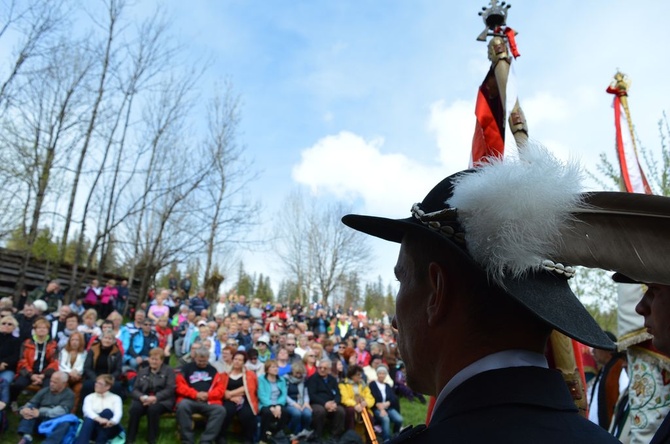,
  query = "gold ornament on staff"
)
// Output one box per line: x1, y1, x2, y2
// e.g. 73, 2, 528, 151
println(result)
477, 0, 528, 147
475, 0, 586, 417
